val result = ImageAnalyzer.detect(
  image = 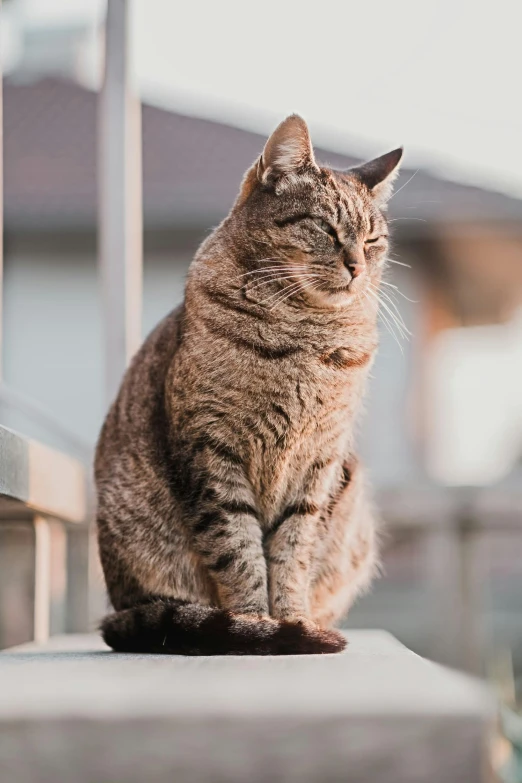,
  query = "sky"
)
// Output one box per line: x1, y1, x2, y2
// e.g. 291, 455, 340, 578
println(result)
4, 0, 522, 198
